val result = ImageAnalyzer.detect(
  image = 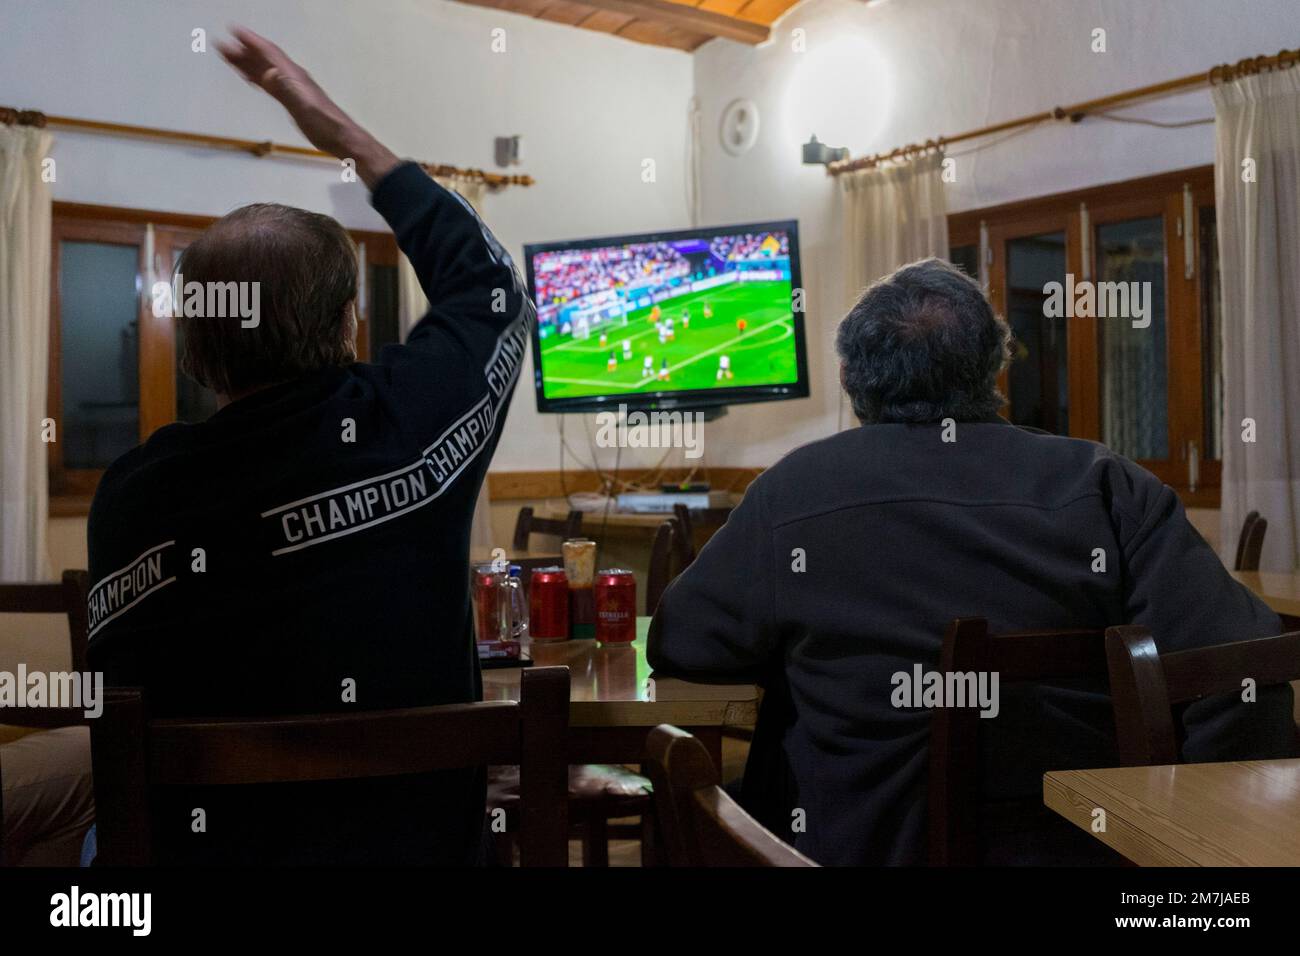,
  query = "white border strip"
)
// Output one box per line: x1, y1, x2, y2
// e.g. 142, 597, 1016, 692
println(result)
88, 577, 177, 640
88, 540, 176, 598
